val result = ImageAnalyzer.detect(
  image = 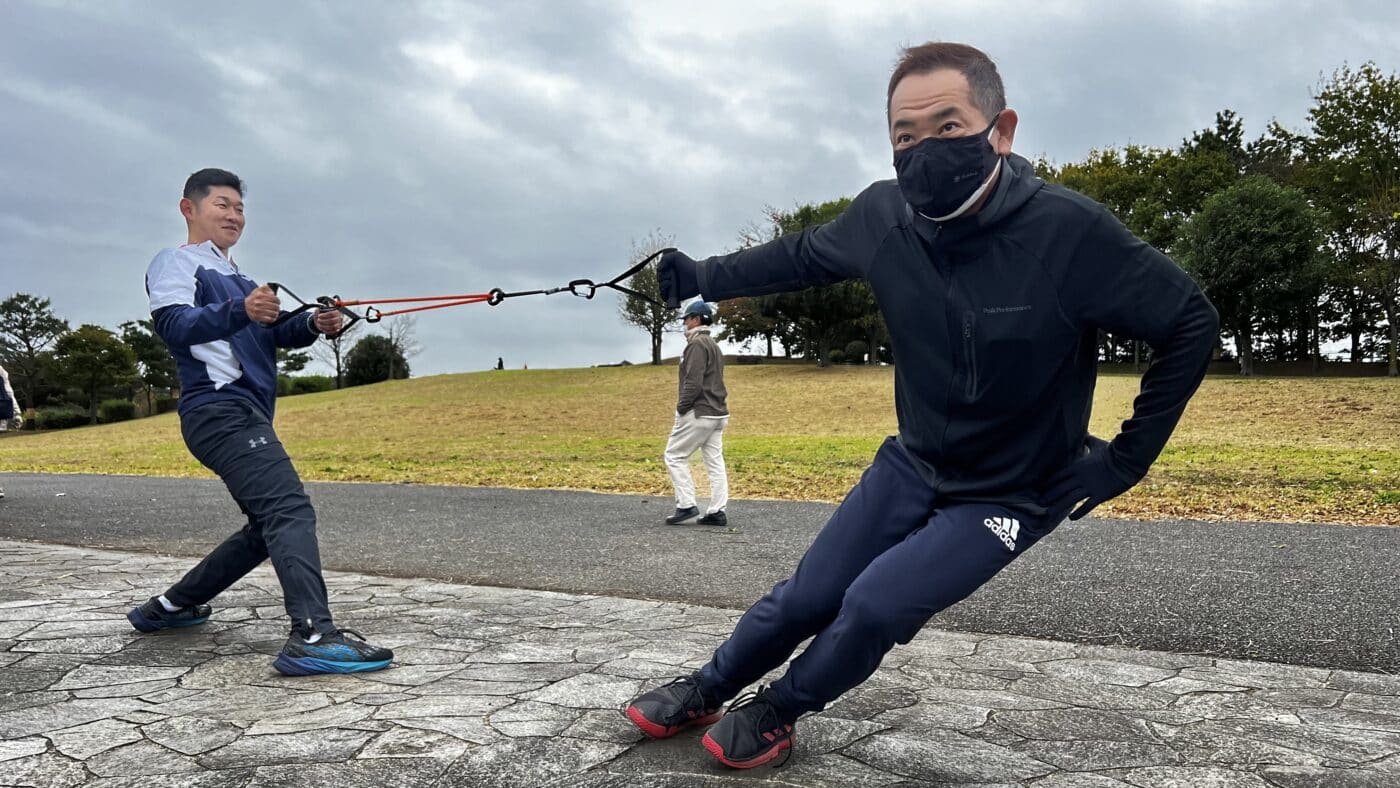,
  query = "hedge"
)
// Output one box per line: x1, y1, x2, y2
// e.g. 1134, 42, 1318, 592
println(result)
98, 399, 137, 423
35, 408, 89, 430
291, 375, 334, 395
